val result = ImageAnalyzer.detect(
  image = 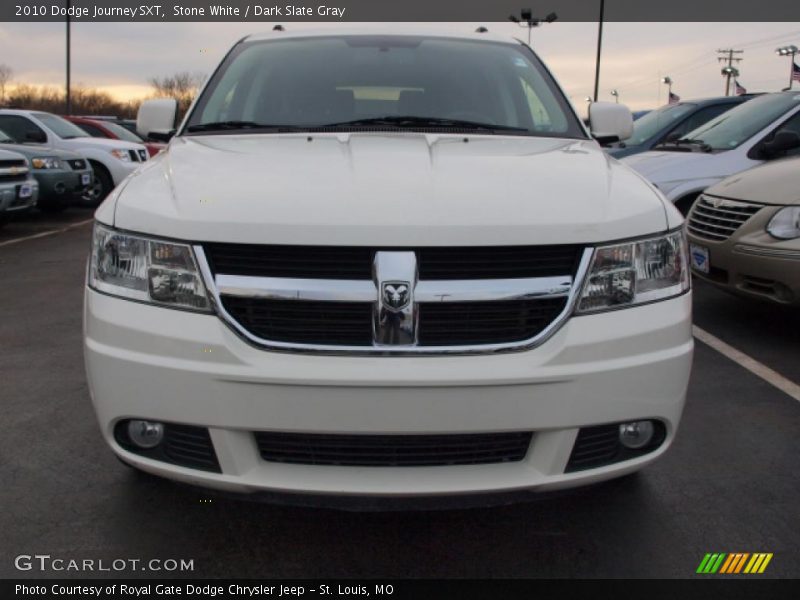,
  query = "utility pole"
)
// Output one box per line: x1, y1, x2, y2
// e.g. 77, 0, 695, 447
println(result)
717, 49, 743, 96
